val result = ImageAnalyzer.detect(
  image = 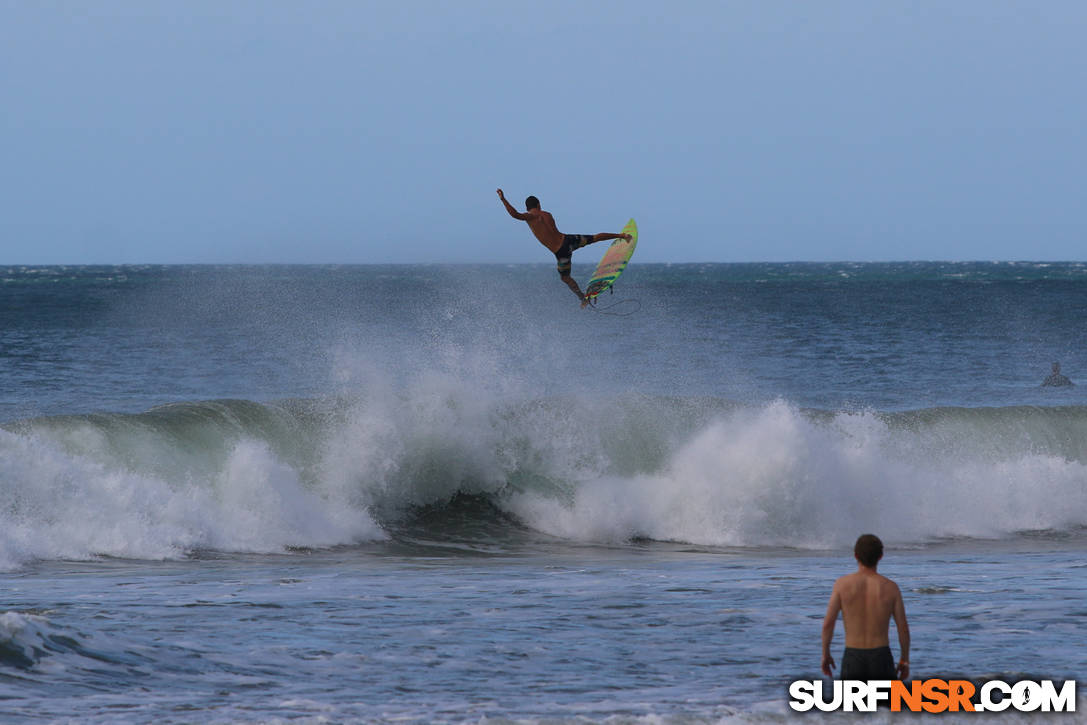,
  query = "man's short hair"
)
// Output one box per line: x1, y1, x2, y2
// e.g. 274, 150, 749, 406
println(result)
525, 196, 540, 210
854, 534, 884, 567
